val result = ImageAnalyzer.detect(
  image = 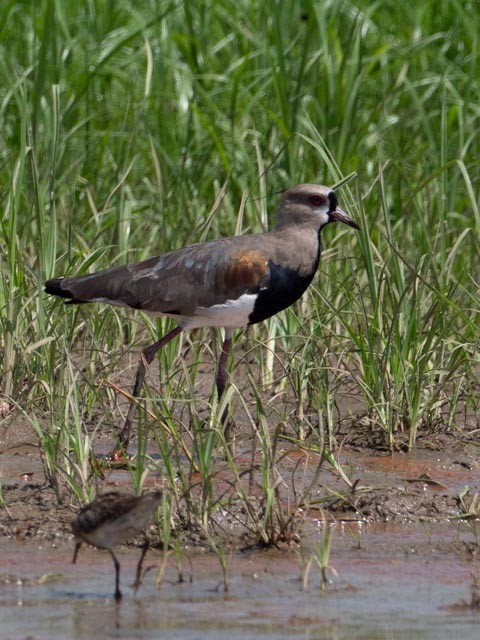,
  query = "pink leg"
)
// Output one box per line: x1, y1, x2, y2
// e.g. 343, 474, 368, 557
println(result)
133, 537, 150, 592
216, 329, 233, 425
112, 326, 183, 456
